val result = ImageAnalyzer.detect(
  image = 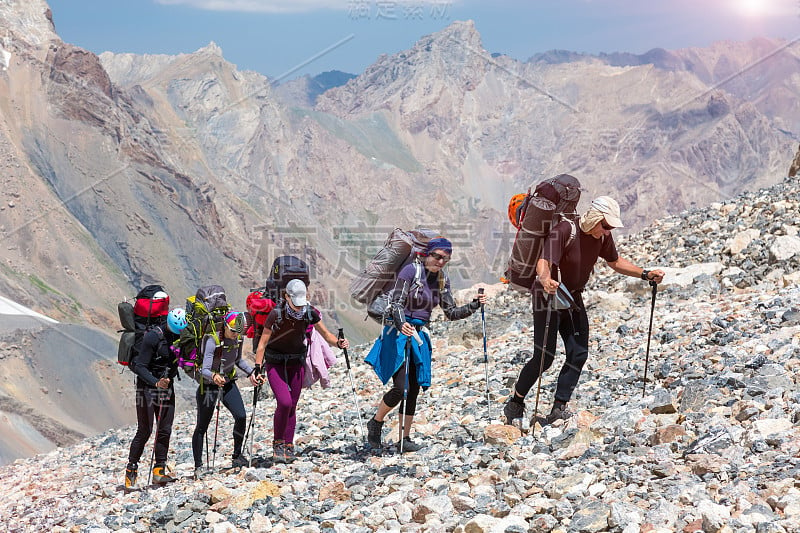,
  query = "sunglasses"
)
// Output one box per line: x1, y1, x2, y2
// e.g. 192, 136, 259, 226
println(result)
601, 220, 615, 230
429, 251, 451, 263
